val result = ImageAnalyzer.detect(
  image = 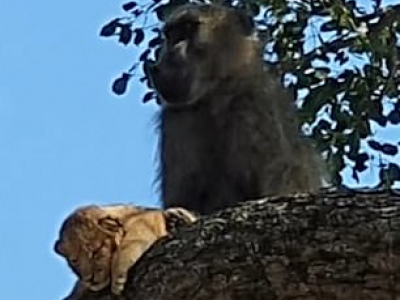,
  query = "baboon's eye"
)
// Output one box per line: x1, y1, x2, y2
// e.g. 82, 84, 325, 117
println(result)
68, 257, 80, 273
165, 21, 198, 45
